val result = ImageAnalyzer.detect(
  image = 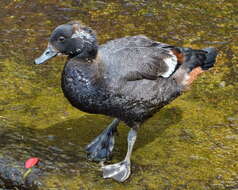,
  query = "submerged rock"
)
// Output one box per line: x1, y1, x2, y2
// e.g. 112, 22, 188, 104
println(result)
0, 119, 98, 189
